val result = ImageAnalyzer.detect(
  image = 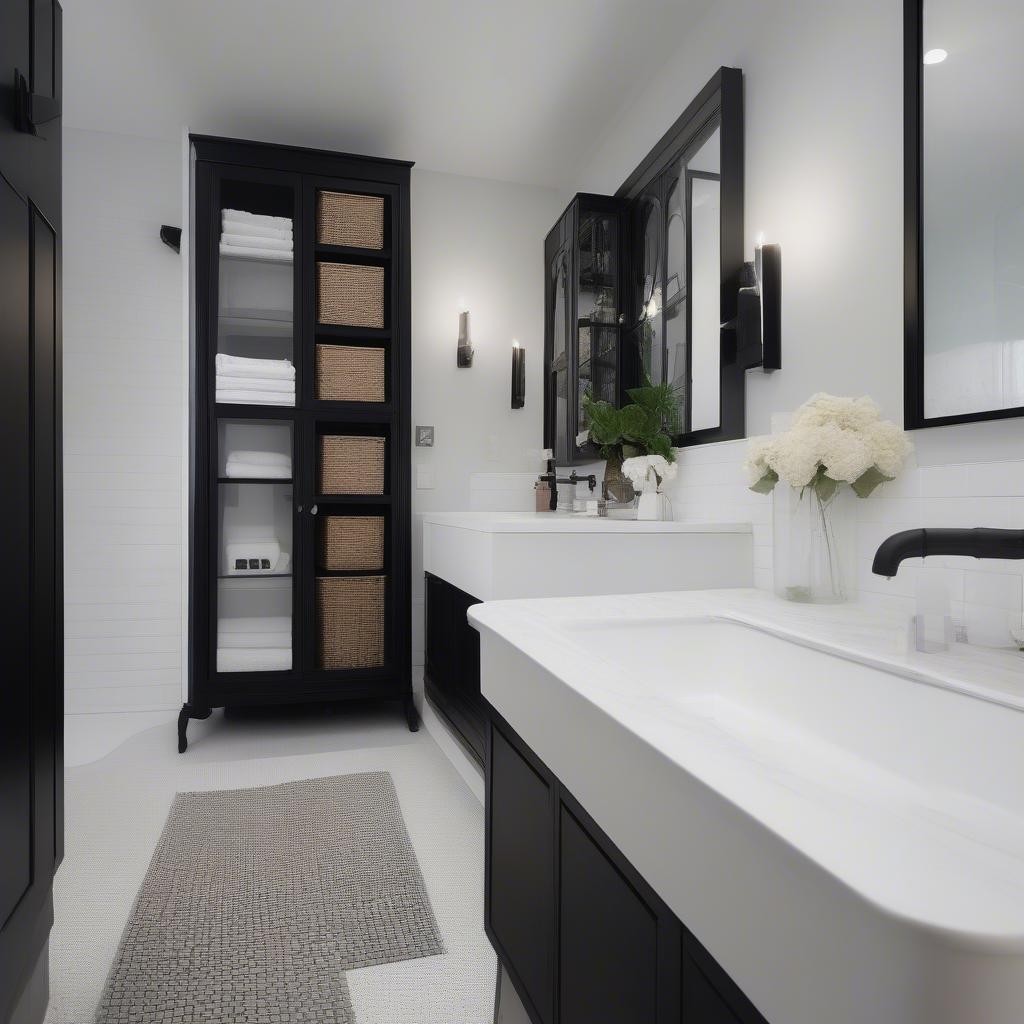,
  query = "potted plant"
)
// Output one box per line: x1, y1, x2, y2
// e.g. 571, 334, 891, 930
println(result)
580, 382, 681, 505
745, 393, 912, 603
